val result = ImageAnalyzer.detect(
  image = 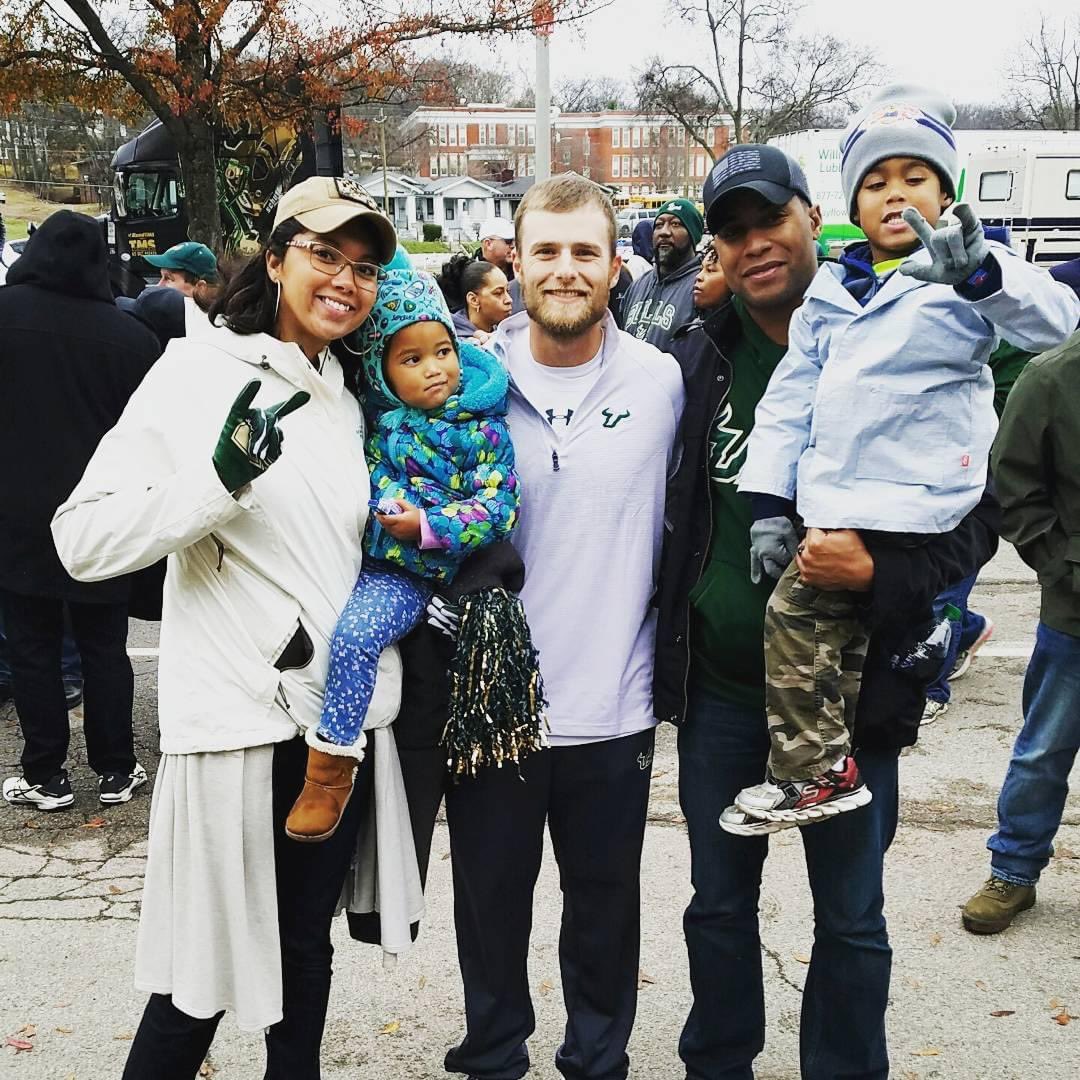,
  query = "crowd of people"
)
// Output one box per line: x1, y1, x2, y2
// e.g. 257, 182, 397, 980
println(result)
2, 82, 1080, 1080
